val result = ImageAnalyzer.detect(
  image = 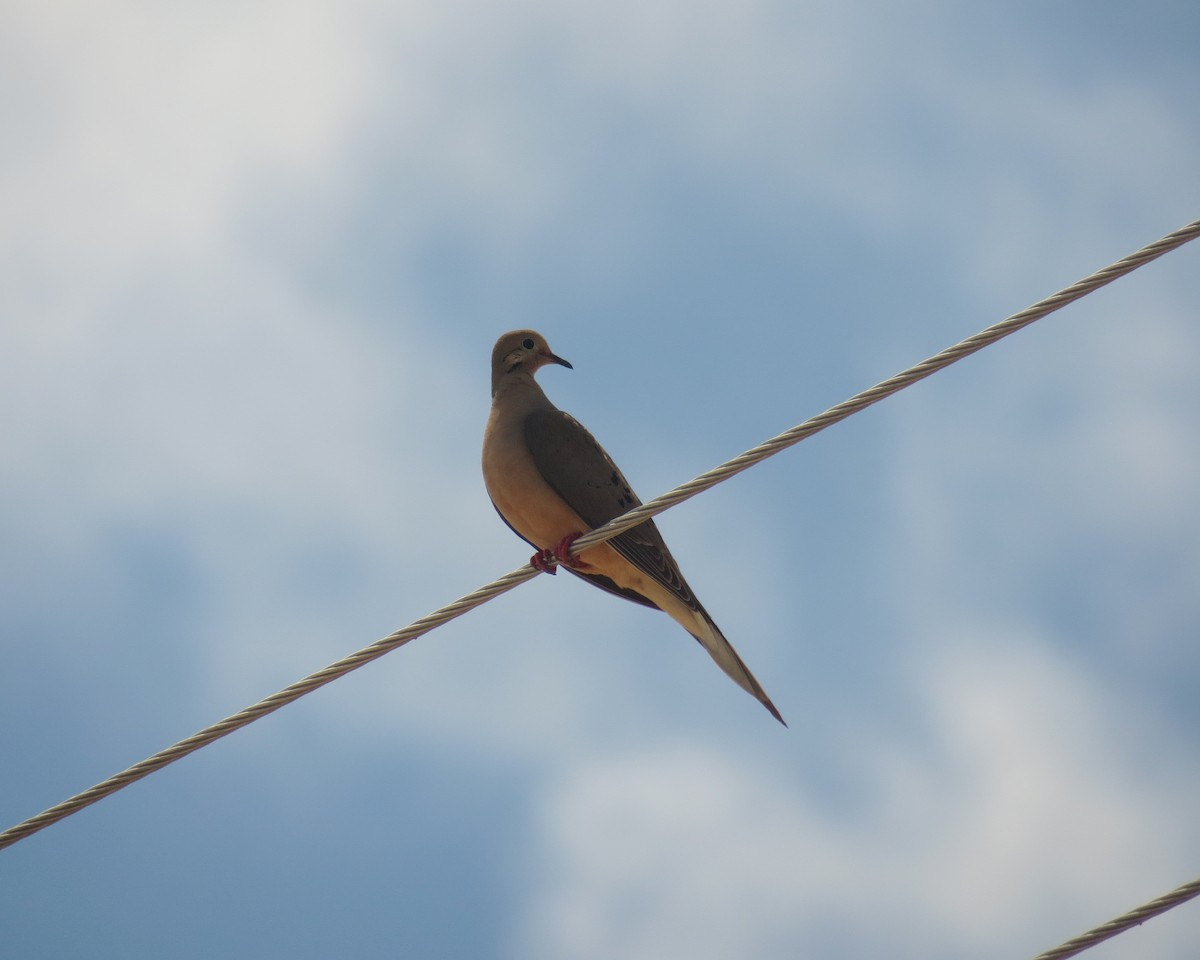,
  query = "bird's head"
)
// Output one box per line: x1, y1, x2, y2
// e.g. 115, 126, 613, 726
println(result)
491, 330, 572, 394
